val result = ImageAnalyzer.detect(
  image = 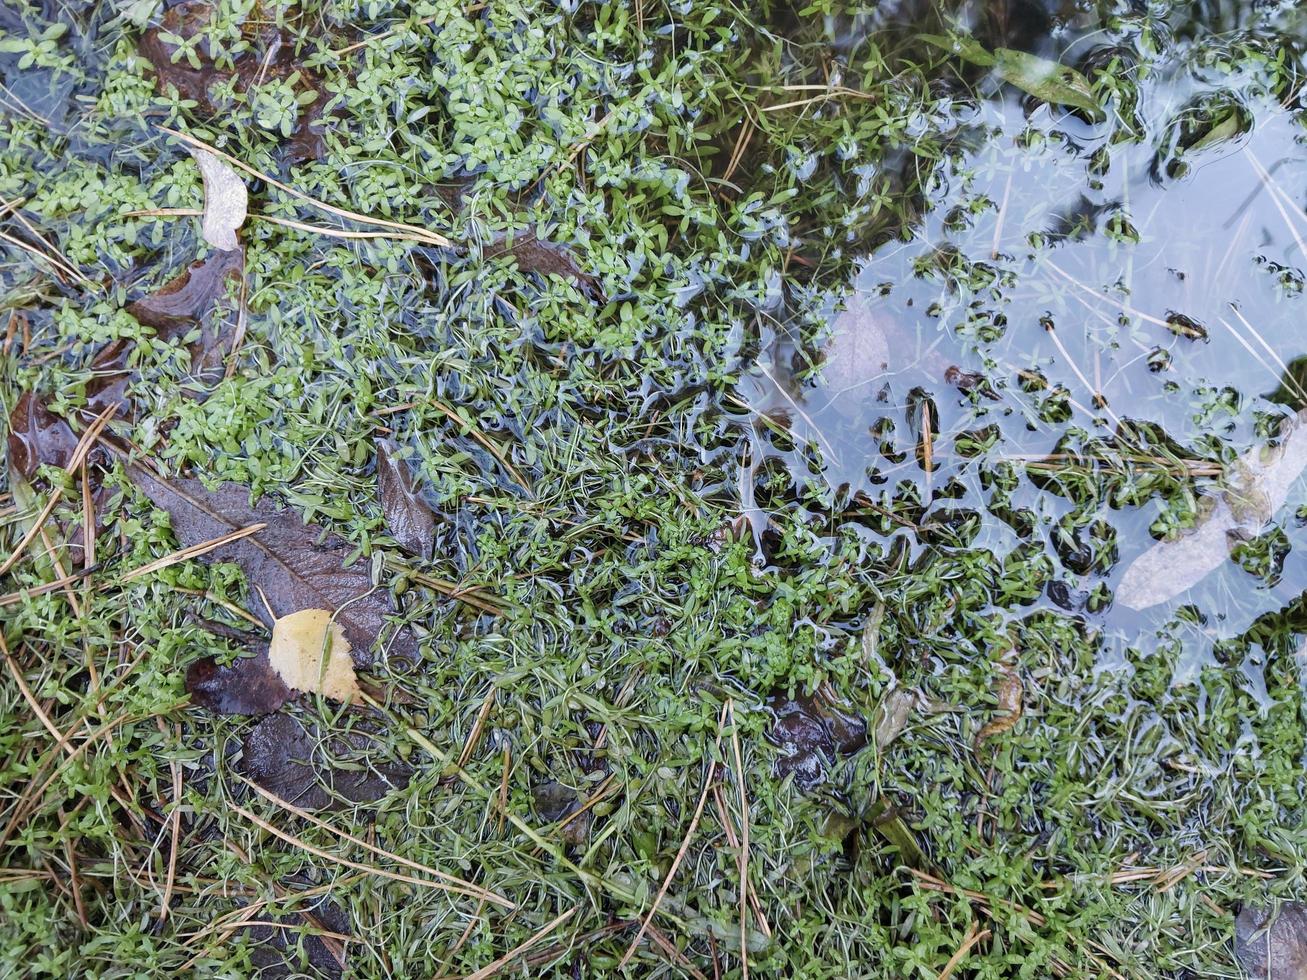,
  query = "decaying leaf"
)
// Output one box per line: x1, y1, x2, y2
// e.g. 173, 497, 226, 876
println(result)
126, 248, 243, 334
1235, 902, 1307, 980
767, 688, 867, 791
487, 232, 597, 292
6, 390, 81, 481
376, 439, 435, 559
240, 713, 411, 810
870, 688, 917, 750
137, 1, 225, 107
129, 466, 418, 661
267, 609, 360, 703
921, 34, 1105, 122
189, 147, 247, 251
48, 241, 245, 435
974, 665, 1023, 750
186, 652, 291, 716
1117, 410, 1307, 610
531, 780, 589, 845
820, 298, 893, 399
139, 1, 331, 162
244, 892, 350, 979
83, 247, 245, 406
